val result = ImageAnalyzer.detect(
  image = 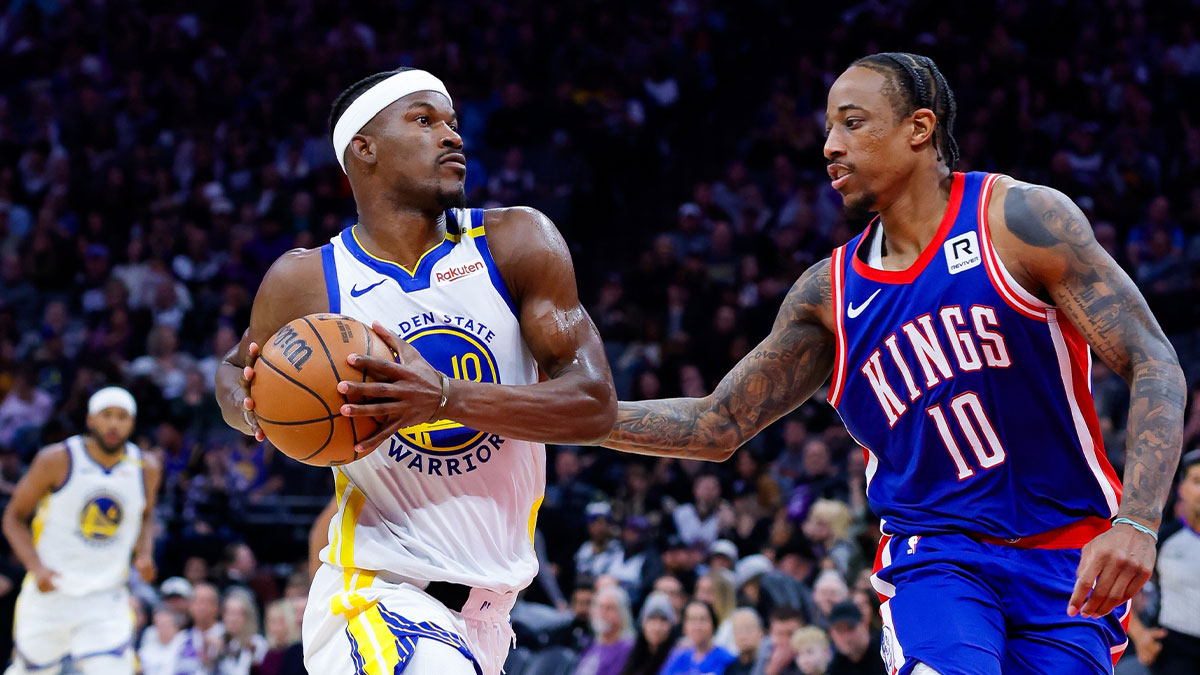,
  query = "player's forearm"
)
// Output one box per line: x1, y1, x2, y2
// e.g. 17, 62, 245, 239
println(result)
602, 397, 740, 461
216, 359, 251, 433
444, 370, 615, 445
2, 513, 45, 574
1118, 357, 1186, 528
